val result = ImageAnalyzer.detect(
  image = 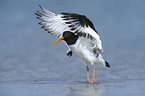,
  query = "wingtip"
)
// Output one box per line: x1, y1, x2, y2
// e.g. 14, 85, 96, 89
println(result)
37, 4, 56, 16
38, 4, 43, 9
38, 4, 46, 11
